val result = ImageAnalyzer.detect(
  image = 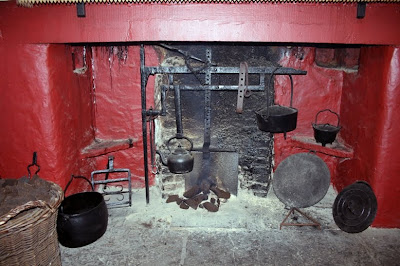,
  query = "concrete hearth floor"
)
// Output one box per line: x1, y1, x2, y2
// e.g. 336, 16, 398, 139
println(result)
60, 186, 400, 266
